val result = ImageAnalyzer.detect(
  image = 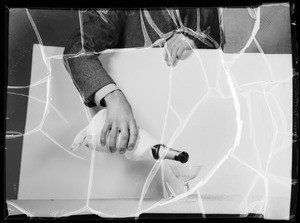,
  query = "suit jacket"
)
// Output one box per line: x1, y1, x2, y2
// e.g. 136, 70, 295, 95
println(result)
63, 8, 222, 107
